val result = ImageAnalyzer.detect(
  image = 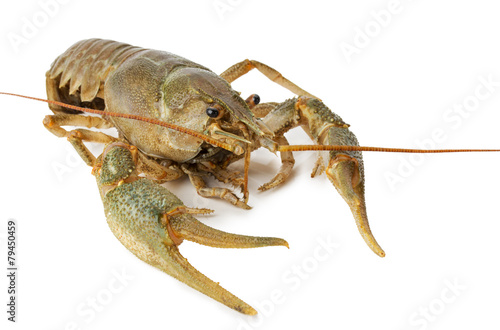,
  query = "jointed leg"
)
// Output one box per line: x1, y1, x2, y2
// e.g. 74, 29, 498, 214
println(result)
258, 136, 295, 191
43, 113, 115, 139
220, 59, 318, 99
67, 130, 97, 166
183, 165, 251, 210
251, 102, 280, 118
136, 152, 184, 183
44, 113, 118, 166
196, 162, 245, 191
